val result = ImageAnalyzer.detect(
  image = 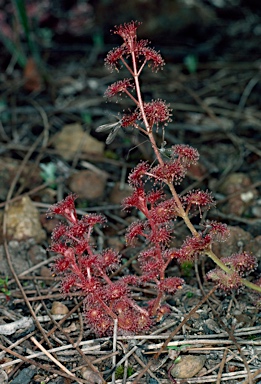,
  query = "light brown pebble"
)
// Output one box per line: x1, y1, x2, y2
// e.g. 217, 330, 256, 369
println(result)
51, 301, 69, 315
81, 366, 103, 384
68, 170, 107, 200
170, 355, 206, 379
